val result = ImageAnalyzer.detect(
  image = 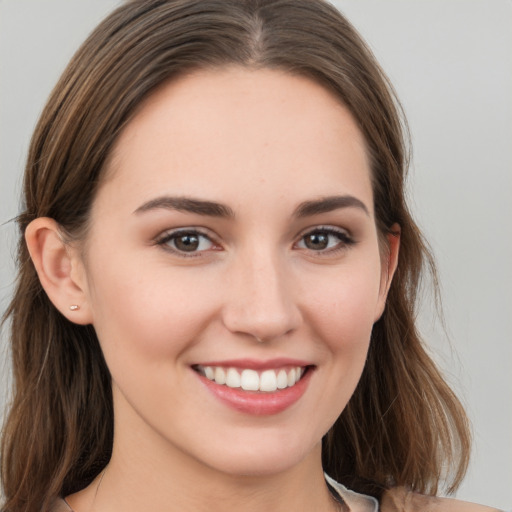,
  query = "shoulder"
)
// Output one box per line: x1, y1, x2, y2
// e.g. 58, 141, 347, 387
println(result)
325, 474, 379, 511
381, 487, 505, 512
48, 498, 72, 512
